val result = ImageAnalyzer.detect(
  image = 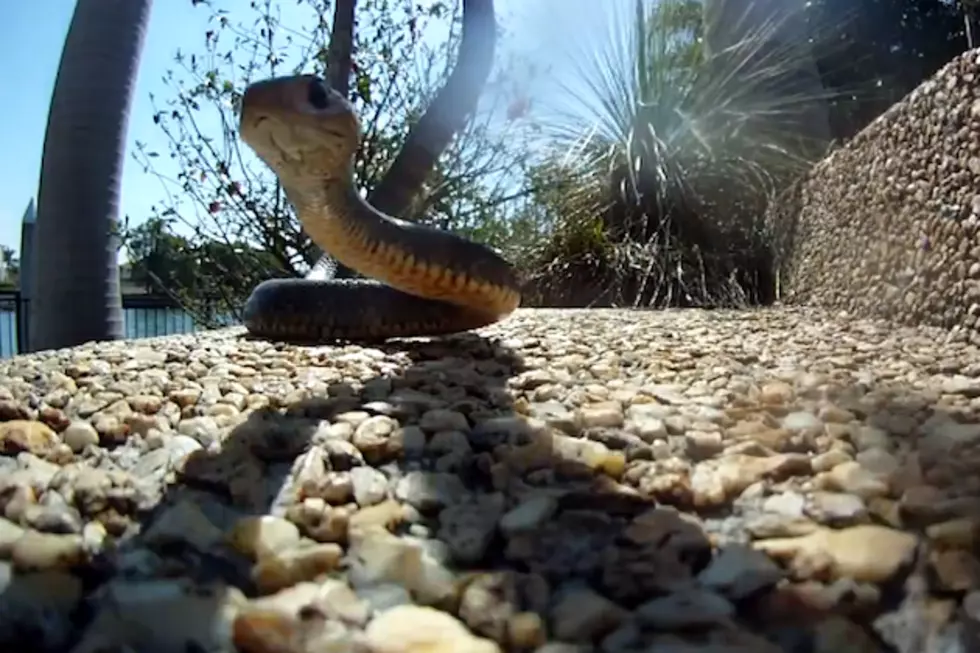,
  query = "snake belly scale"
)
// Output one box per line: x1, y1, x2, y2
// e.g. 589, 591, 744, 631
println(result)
237, 74, 521, 342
